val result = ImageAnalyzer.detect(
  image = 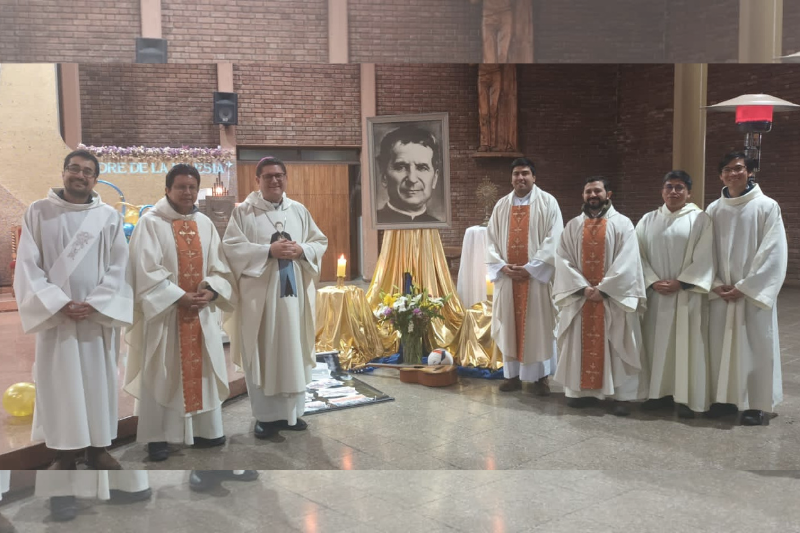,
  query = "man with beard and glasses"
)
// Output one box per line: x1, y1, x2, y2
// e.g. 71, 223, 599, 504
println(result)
706, 151, 787, 426
636, 170, 713, 418
14, 150, 132, 471
552, 177, 647, 416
